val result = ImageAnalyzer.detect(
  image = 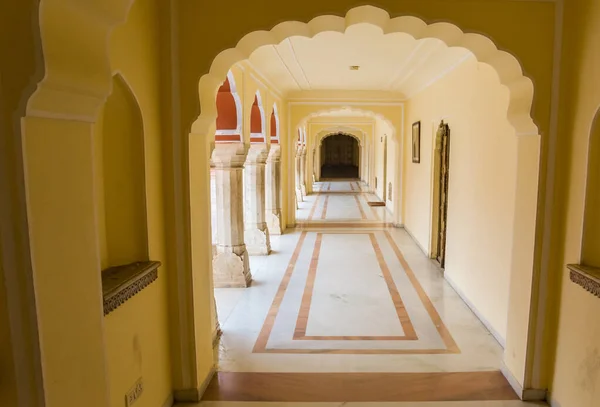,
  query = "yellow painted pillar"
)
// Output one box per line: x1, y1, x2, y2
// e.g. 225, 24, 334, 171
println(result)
185, 133, 221, 399
21, 116, 111, 407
